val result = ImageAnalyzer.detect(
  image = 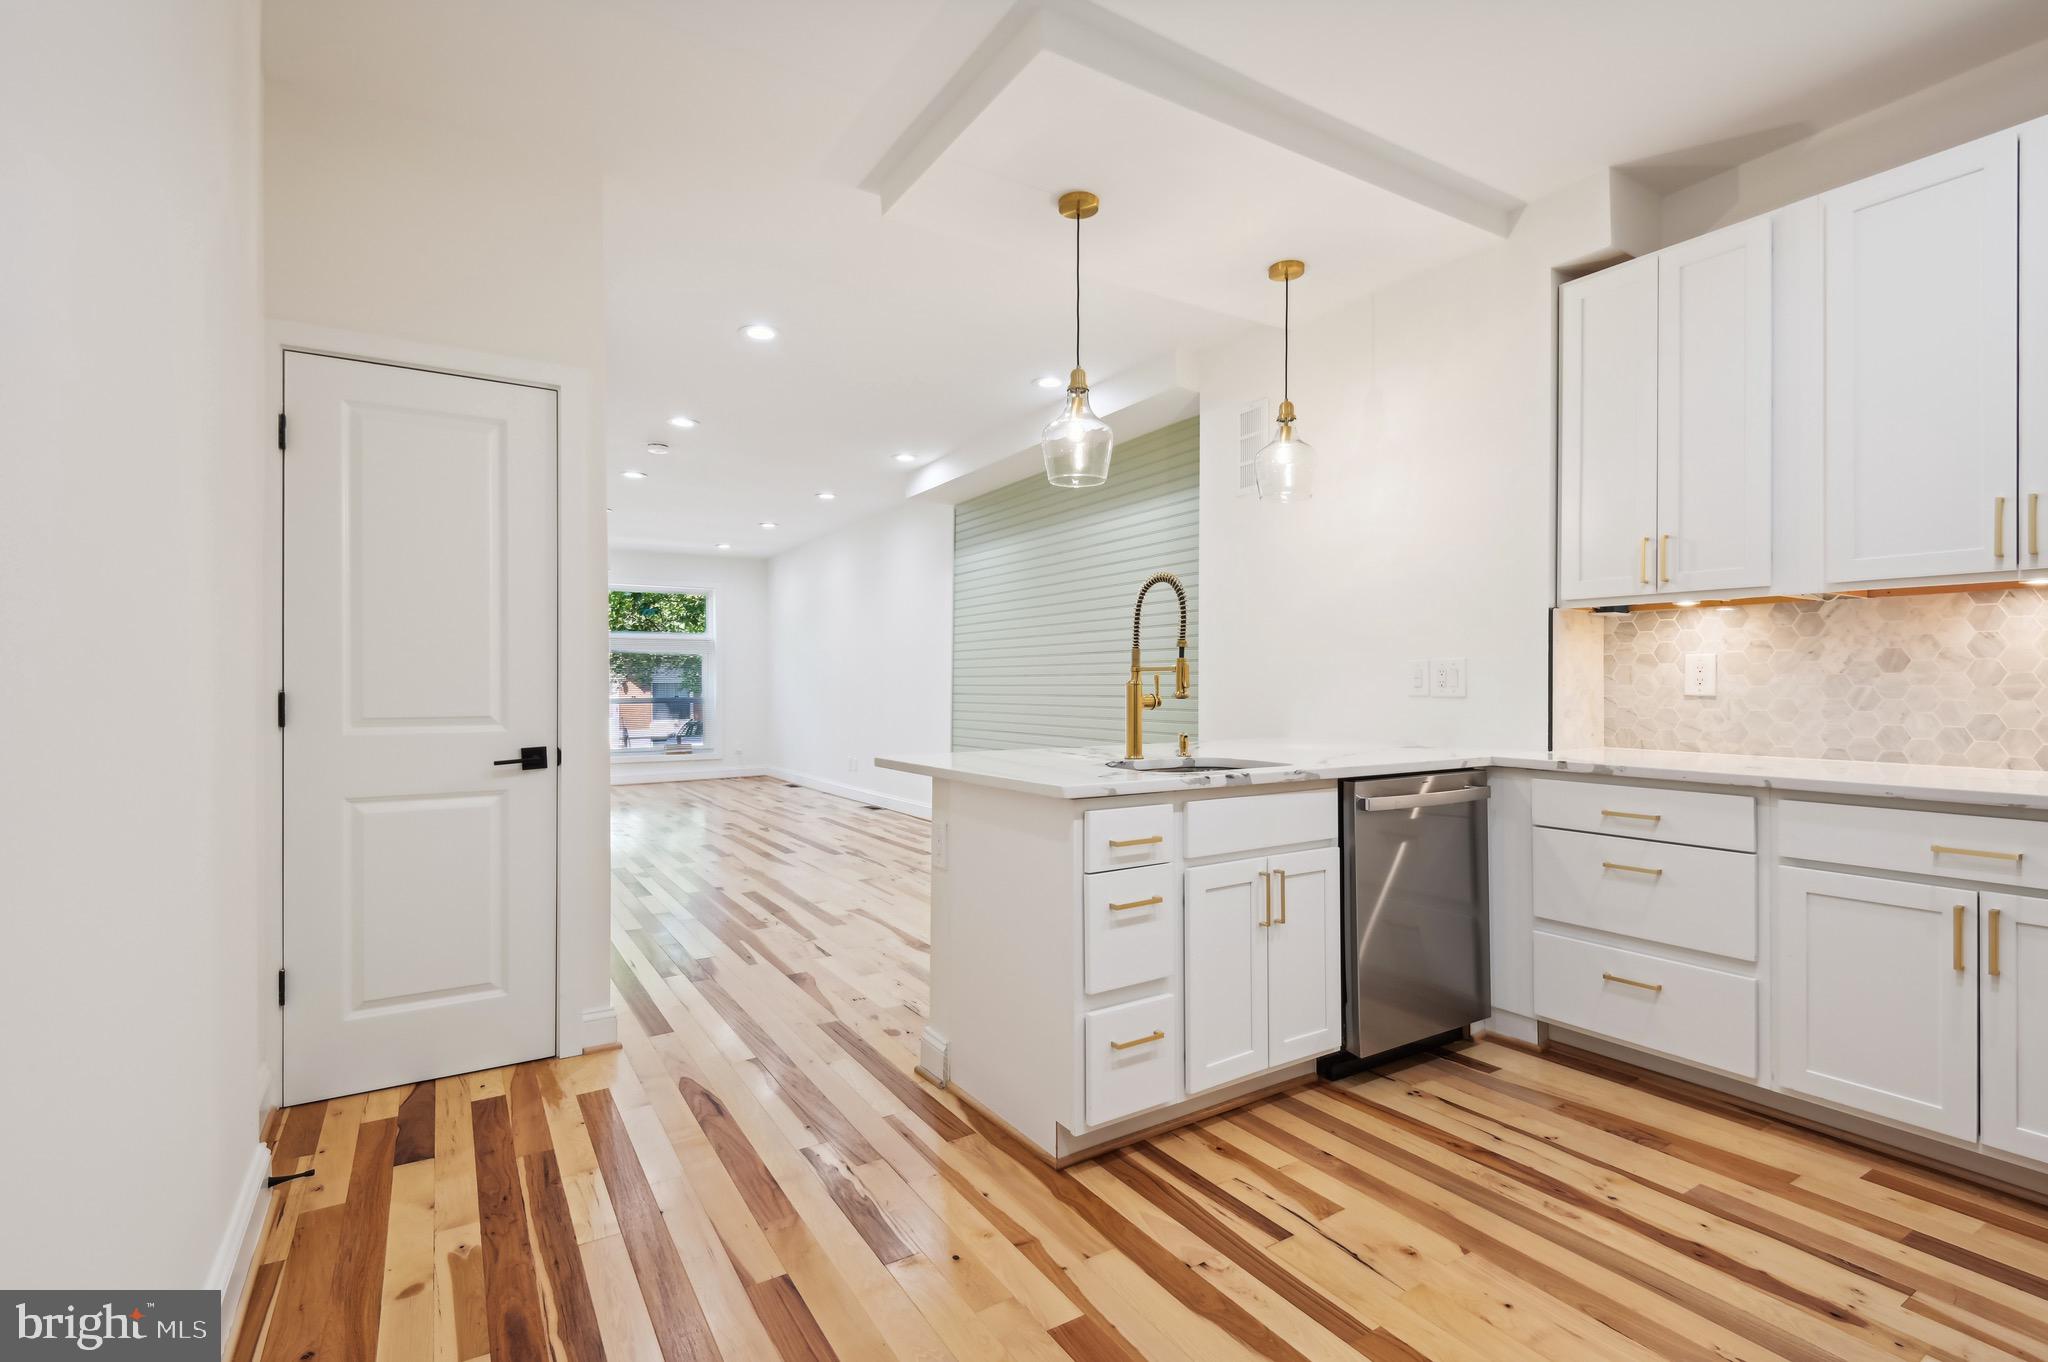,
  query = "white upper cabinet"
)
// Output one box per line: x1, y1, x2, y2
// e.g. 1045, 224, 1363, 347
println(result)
1657, 218, 1774, 595
2022, 117, 2048, 578
1823, 131, 2019, 585
1559, 255, 1659, 601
